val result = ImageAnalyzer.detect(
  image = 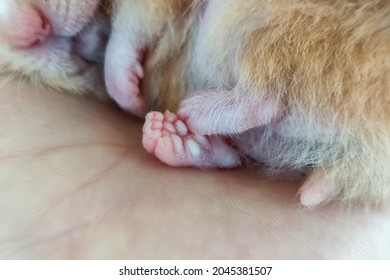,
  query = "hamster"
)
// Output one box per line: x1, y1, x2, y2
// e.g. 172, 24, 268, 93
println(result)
0, 0, 111, 97
105, 0, 390, 207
